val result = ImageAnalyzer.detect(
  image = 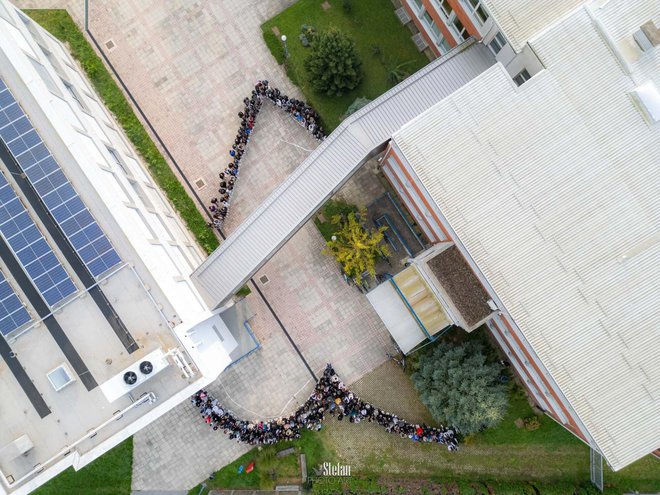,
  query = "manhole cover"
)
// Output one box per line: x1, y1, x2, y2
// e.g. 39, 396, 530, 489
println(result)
195, 177, 206, 189
259, 275, 269, 285
105, 39, 115, 50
